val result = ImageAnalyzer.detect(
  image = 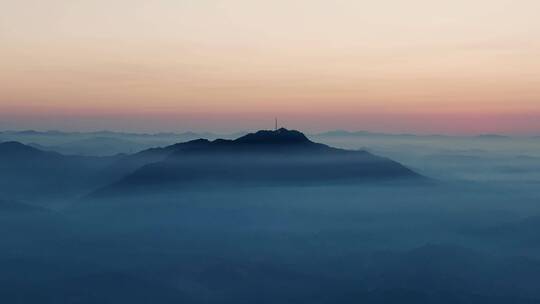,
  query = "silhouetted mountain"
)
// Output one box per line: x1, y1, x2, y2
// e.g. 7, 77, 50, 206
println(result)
0, 141, 121, 201
0, 141, 51, 157
92, 129, 422, 197
235, 128, 311, 144
0, 129, 245, 156
97, 138, 222, 183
